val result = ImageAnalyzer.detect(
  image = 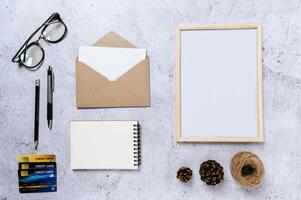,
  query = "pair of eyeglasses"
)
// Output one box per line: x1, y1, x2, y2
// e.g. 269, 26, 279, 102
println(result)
12, 12, 68, 69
